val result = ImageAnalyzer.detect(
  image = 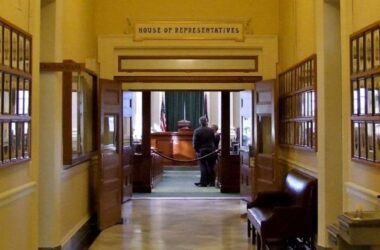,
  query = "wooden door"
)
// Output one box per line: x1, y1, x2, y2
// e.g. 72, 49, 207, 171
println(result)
97, 79, 122, 230
122, 91, 133, 202
252, 79, 279, 196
